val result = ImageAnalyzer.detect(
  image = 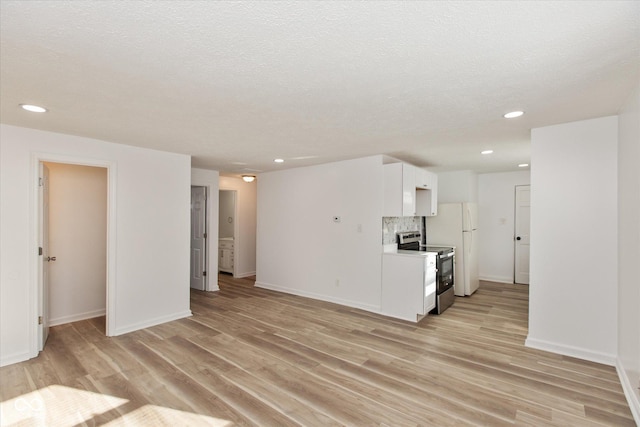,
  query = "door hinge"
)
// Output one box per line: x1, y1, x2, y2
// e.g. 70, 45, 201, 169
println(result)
203, 271, 207, 277
203, 232, 207, 238
38, 316, 43, 325
38, 177, 44, 187
38, 247, 43, 256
